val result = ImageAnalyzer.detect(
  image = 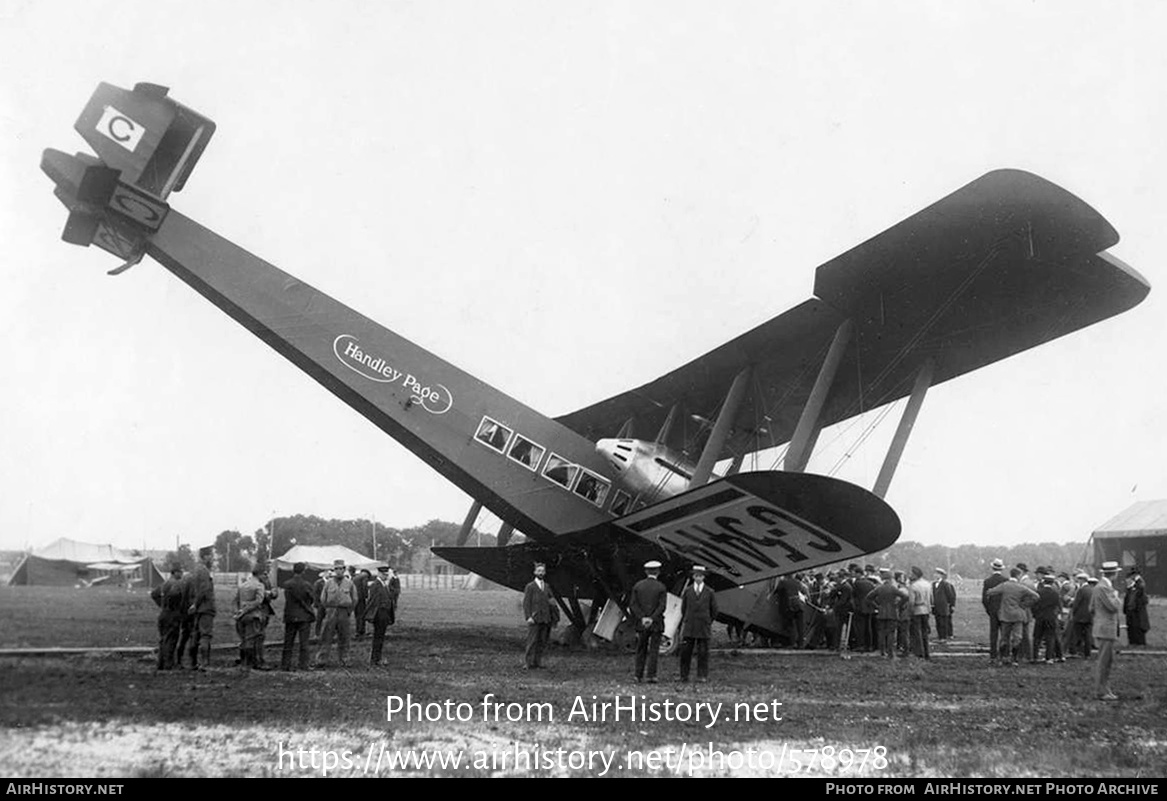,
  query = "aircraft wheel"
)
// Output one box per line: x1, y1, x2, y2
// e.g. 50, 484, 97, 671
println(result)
613, 619, 638, 652
658, 634, 678, 656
